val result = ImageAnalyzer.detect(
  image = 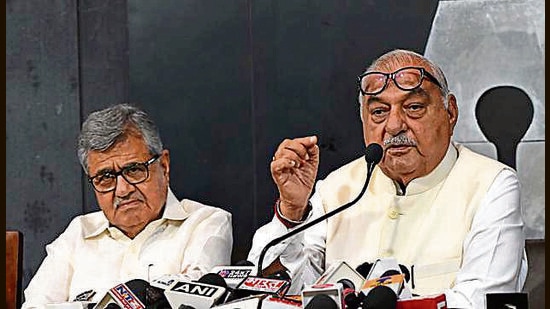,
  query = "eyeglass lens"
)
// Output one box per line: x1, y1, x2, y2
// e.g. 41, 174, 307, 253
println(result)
92, 164, 149, 192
